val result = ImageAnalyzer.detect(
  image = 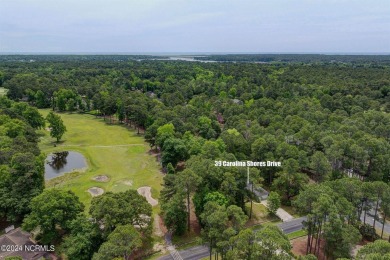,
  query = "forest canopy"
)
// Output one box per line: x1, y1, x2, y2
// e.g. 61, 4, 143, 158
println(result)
1, 54, 389, 259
